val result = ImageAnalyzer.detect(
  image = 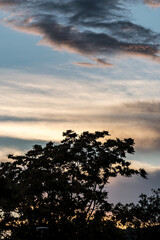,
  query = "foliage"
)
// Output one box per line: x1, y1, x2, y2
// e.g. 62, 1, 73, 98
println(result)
125, 225, 160, 240
113, 189, 160, 228
0, 130, 147, 239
